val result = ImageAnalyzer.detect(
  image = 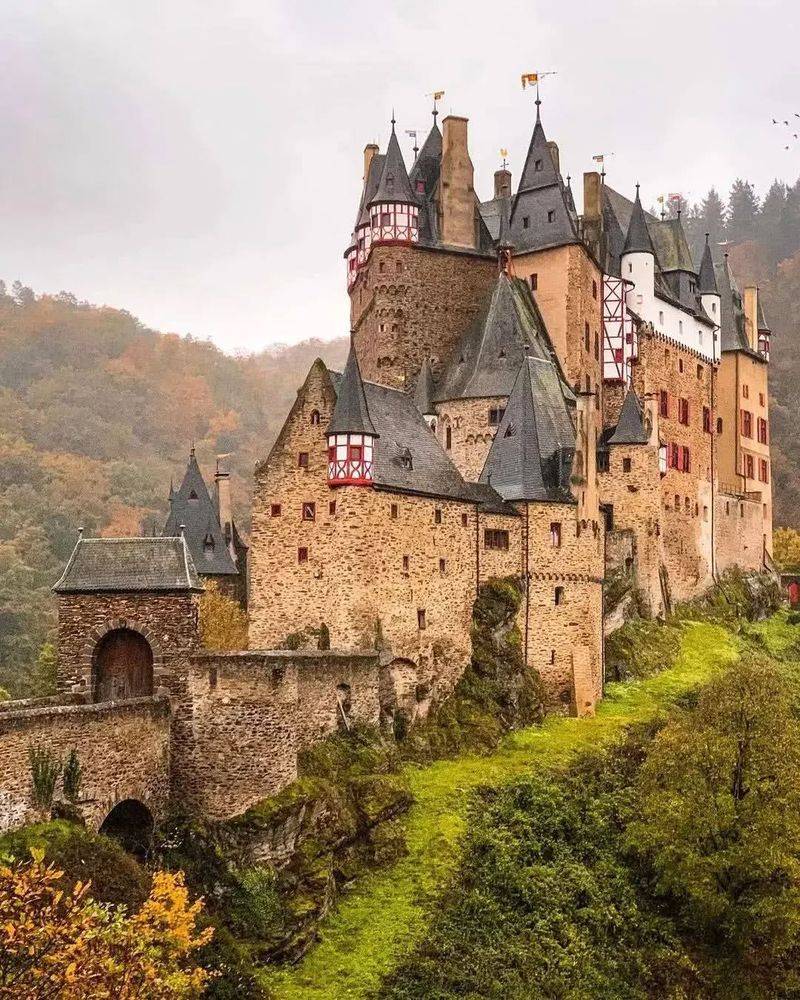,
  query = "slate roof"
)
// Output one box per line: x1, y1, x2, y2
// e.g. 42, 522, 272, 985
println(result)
714, 256, 753, 354
436, 273, 573, 403
650, 217, 695, 272
508, 107, 579, 253
53, 536, 202, 593
697, 236, 718, 294
354, 153, 384, 231
413, 357, 436, 415
369, 126, 416, 207
164, 453, 238, 576
326, 367, 515, 512
758, 296, 771, 333
623, 187, 655, 255
479, 355, 576, 503
608, 390, 650, 445
326, 345, 377, 436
